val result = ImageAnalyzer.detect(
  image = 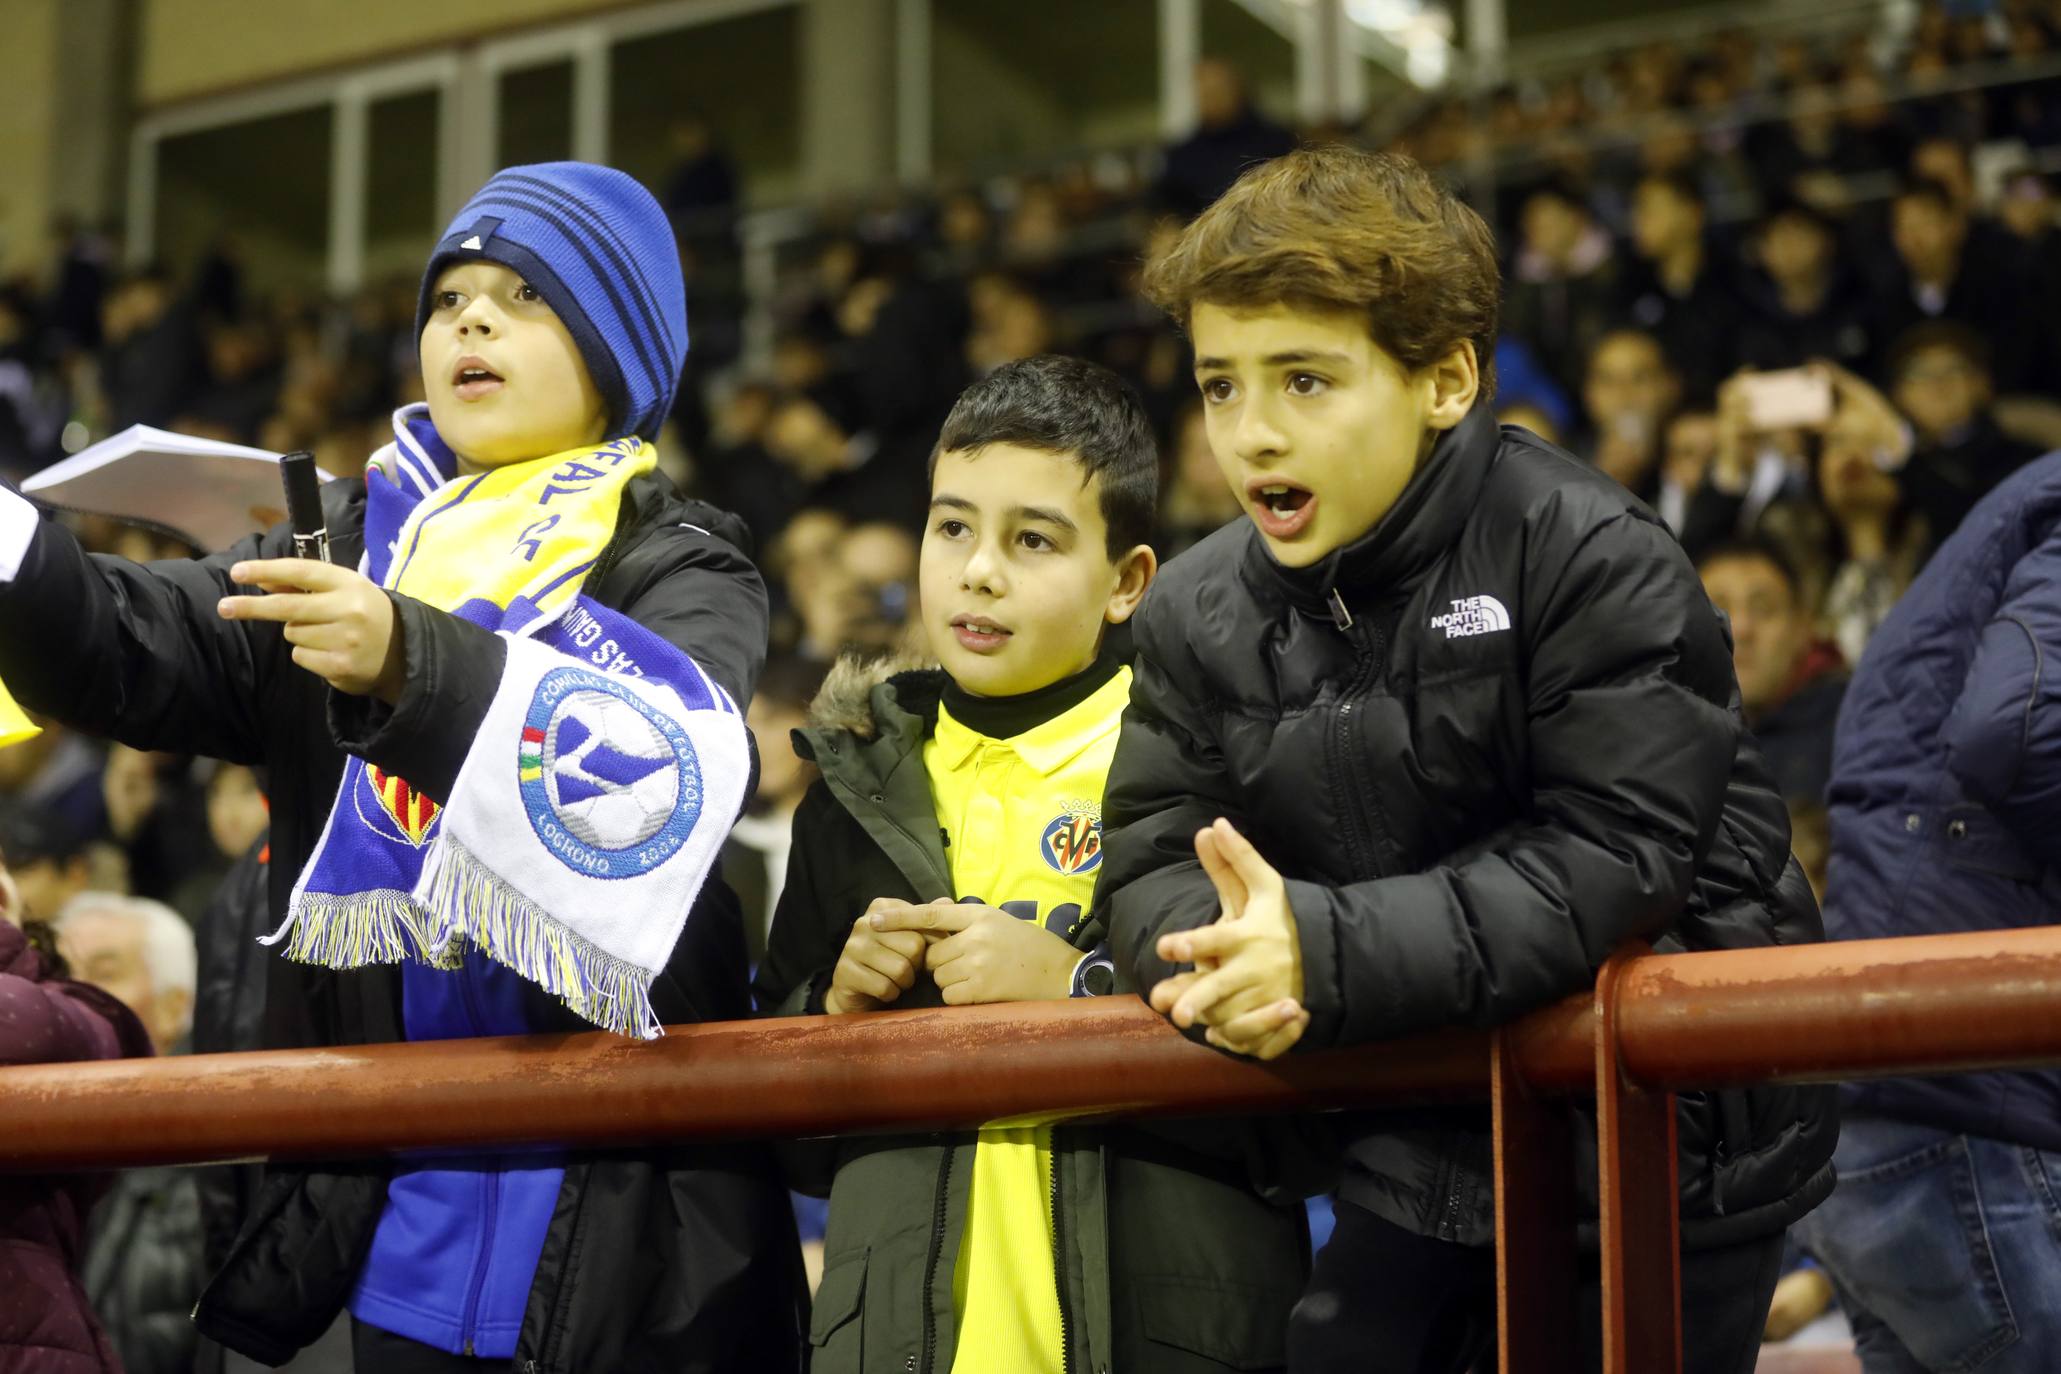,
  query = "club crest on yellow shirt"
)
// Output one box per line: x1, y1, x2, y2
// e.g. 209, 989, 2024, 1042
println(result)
1040, 809, 1103, 875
